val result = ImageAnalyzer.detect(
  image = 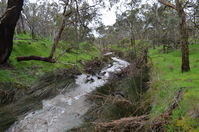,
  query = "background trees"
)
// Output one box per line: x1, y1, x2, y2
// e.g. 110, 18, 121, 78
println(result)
95, 0, 199, 72
0, 0, 198, 72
